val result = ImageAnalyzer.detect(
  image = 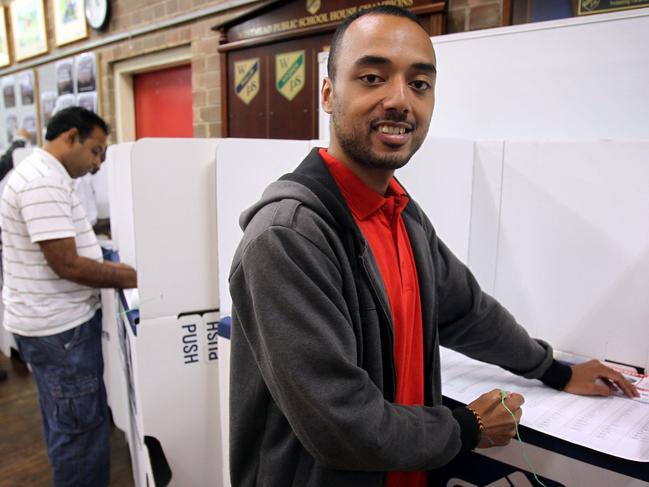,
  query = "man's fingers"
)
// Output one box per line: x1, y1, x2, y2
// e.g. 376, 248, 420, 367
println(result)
514, 407, 522, 424
596, 363, 639, 398
504, 392, 524, 409
601, 377, 618, 394
591, 382, 613, 396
